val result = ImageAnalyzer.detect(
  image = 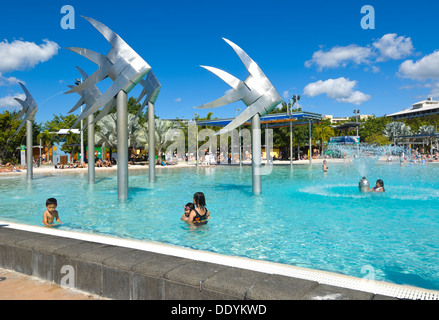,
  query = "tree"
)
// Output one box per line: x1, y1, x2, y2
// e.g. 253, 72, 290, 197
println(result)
364, 133, 390, 145
383, 121, 412, 142
267, 101, 304, 158
63, 130, 80, 161
0, 110, 41, 164
417, 125, 436, 135
36, 129, 56, 161
359, 116, 391, 143
95, 114, 118, 161
404, 114, 439, 132
95, 113, 145, 160
127, 114, 143, 151
313, 122, 335, 154
43, 114, 78, 132
0, 110, 24, 163
136, 118, 177, 162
